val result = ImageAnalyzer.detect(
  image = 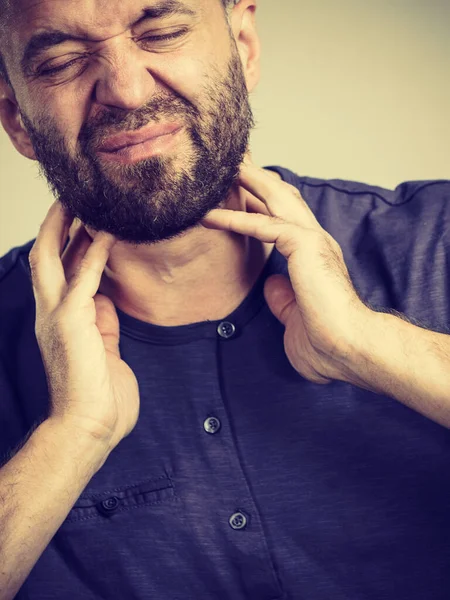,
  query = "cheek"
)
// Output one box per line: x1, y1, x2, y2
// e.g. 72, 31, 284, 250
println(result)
155, 56, 210, 107
44, 88, 89, 152
23, 81, 85, 146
